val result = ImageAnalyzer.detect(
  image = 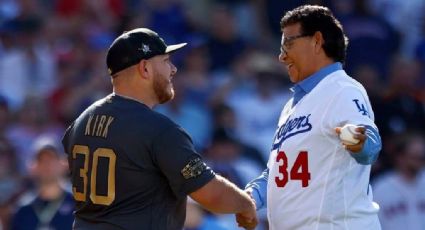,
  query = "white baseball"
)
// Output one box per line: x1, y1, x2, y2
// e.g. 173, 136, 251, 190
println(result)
339, 124, 360, 145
